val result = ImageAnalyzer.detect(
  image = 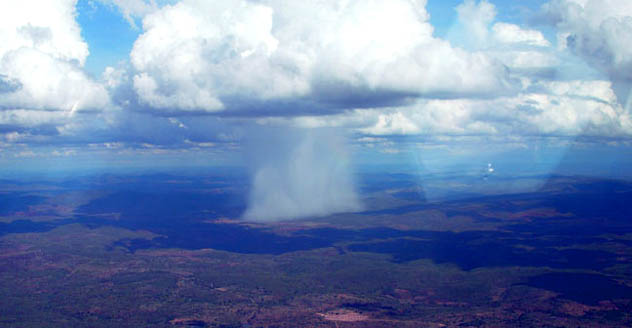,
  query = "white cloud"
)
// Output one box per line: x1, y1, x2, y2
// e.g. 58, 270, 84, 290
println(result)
0, 0, 110, 112
1, 48, 110, 111
103, 66, 128, 89
128, 0, 513, 113
0, 0, 629, 153
543, 0, 632, 104
130, 0, 300, 112
451, 1, 556, 77
452, 1, 550, 50
0, 0, 88, 64
492, 23, 551, 47
490, 50, 558, 71
298, 80, 632, 138
361, 112, 420, 135
0, 109, 71, 127
95, 0, 159, 28
454, 0, 497, 48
